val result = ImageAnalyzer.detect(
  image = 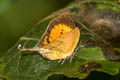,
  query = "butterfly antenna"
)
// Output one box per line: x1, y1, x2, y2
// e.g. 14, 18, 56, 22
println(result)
20, 48, 35, 51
